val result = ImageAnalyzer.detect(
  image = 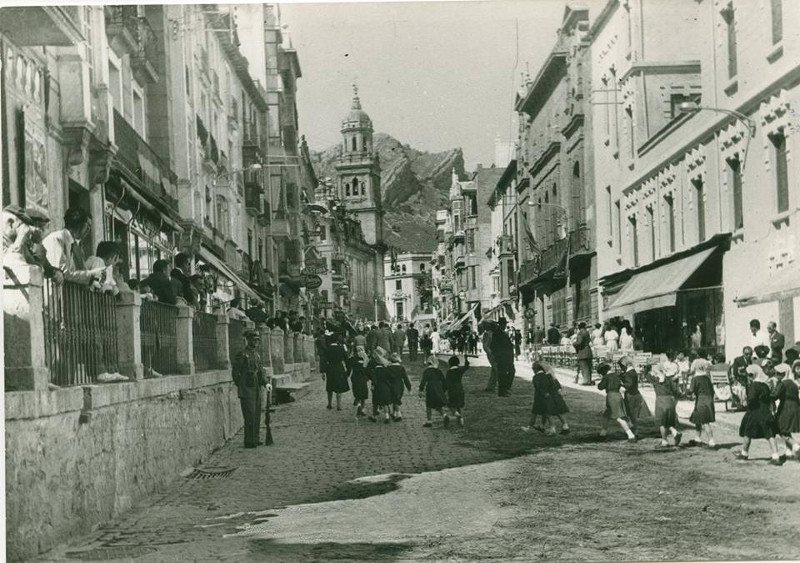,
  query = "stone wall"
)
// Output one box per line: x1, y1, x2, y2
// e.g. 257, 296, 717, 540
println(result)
5, 371, 242, 562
